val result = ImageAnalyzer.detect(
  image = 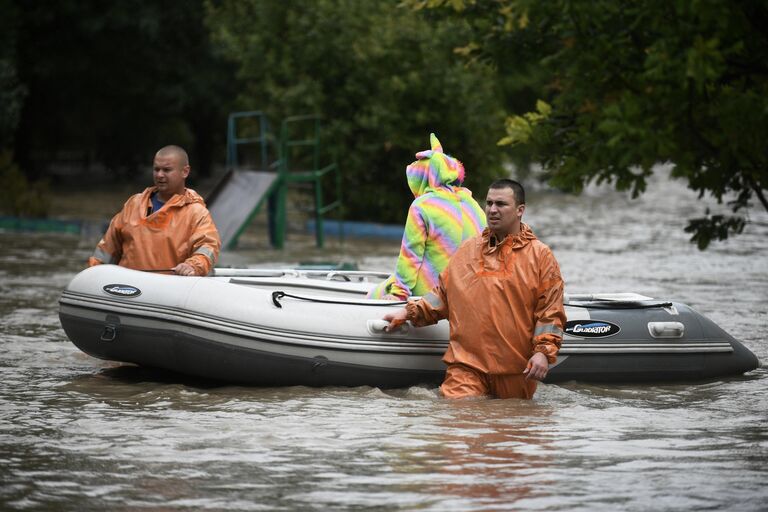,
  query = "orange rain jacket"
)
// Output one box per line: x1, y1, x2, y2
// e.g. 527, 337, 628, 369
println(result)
88, 187, 221, 276
406, 224, 566, 375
